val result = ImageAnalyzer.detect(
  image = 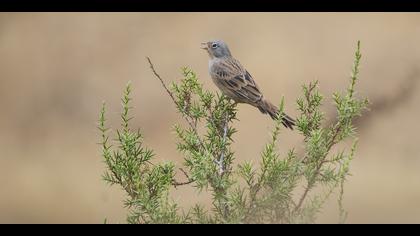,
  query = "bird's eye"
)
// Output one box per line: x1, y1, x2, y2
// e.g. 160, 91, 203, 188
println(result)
211, 43, 218, 48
